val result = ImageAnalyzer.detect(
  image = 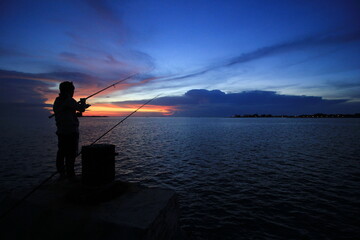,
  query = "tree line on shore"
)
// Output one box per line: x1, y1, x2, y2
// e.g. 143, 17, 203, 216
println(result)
232, 113, 360, 118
